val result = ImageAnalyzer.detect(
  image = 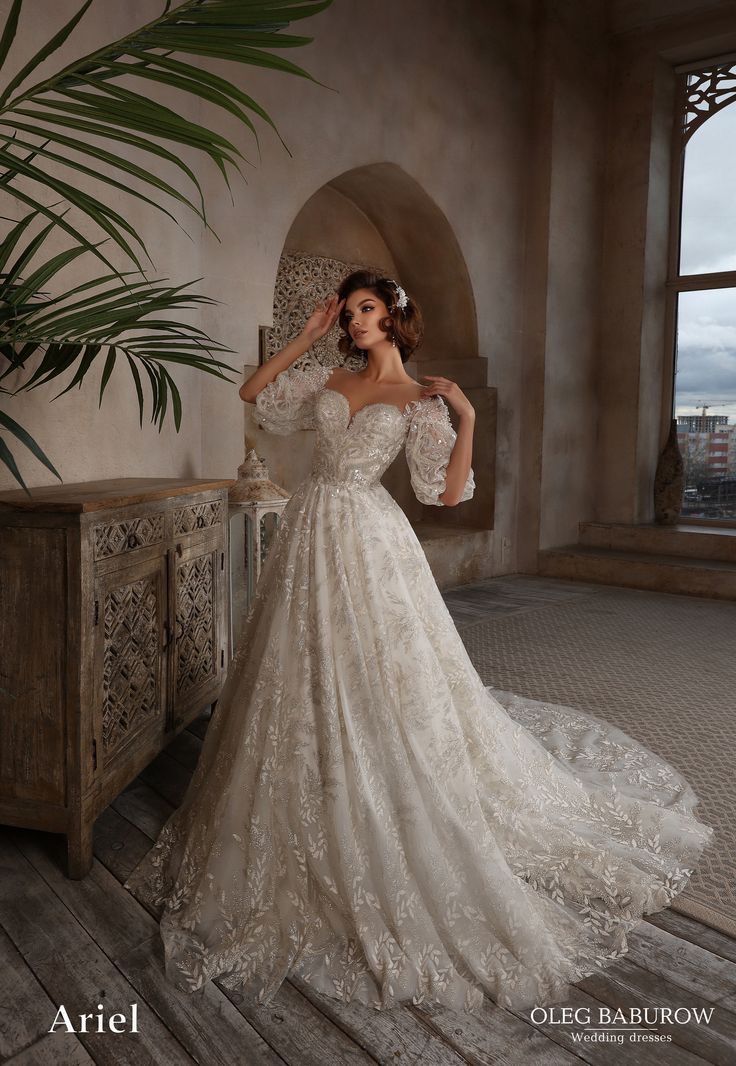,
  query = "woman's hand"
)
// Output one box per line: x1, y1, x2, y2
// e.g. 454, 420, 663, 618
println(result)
302, 293, 346, 341
420, 375, 475, 420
